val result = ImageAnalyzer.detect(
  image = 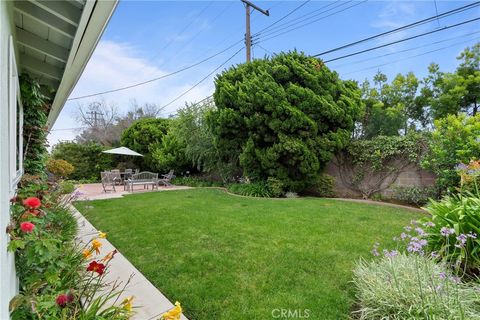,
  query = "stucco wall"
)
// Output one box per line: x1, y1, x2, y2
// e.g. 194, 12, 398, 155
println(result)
0, 1, 18, 318
325, 157, 437, 199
